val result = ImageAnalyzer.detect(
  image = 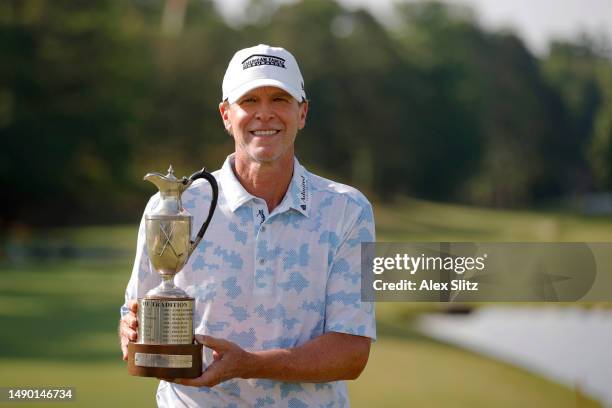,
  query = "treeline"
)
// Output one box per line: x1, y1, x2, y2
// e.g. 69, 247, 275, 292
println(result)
1, 0, 612, 226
